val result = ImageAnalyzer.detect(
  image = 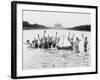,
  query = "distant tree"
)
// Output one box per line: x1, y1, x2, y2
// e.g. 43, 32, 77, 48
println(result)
67, 24, 91, 31
23, 21, 48, 29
